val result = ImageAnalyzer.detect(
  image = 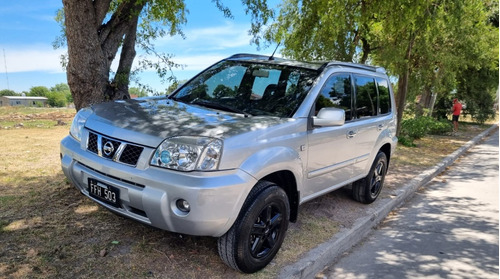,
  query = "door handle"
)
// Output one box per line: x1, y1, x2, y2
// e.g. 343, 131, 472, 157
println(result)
377, 124, 384, 131
347, 130, 357, 139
